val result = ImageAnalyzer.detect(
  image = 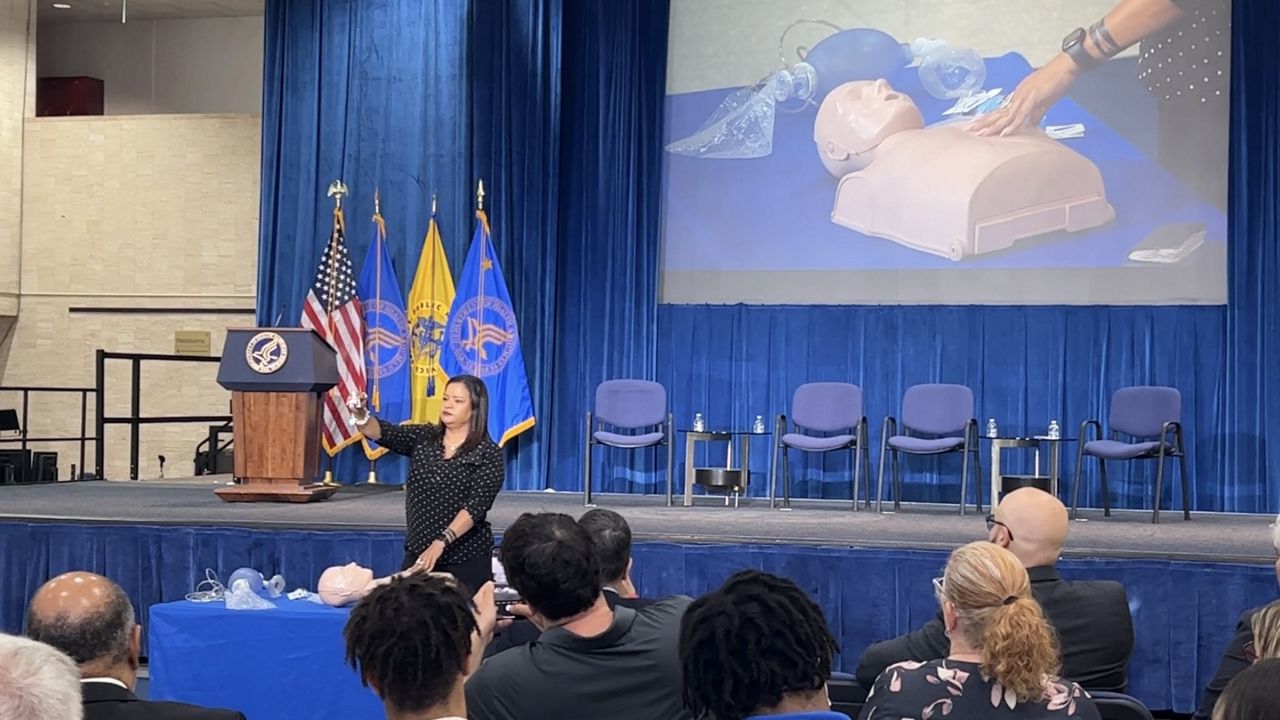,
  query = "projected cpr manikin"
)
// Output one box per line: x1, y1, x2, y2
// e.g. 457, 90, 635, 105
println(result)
815, 80, 1114, 261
